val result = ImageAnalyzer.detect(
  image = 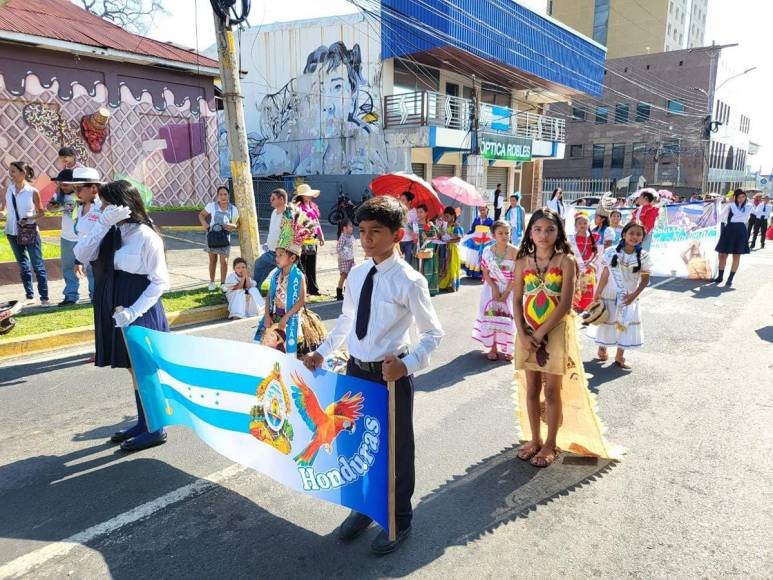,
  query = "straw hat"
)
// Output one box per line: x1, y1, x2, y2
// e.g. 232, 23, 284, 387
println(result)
294, 183, 320, 199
